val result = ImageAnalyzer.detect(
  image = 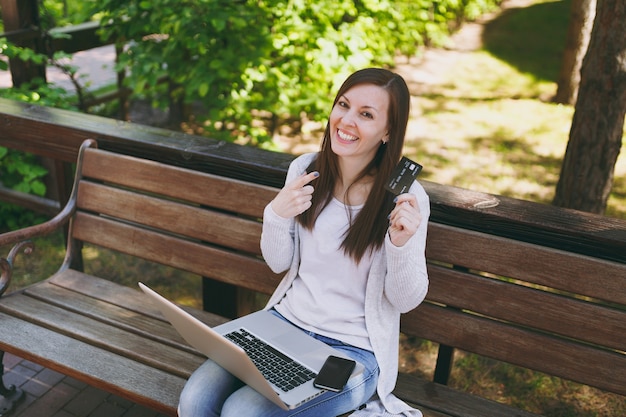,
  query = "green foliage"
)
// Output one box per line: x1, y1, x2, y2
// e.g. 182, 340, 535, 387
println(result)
0, 148, 48, 196
93, 0, 501, 145
0, 147, 49, 232
0, 38, 80, 109
40, 0, 98, 27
